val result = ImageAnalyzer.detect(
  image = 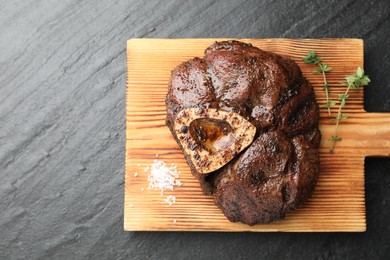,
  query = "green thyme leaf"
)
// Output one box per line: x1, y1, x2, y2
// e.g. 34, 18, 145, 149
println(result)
345, 67, 371, 89
302, 50, 323, 65
329, 135, 342, 142
313, 64, 332, 74
313, 67, 322, 74
340, 99, 346, 108
322, 64, 332, 72
321, 100, 336, 108
338, 94, 349, 100
332, 113, 348, 121
345, 75, 355, 85
356, 67, 364, 78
